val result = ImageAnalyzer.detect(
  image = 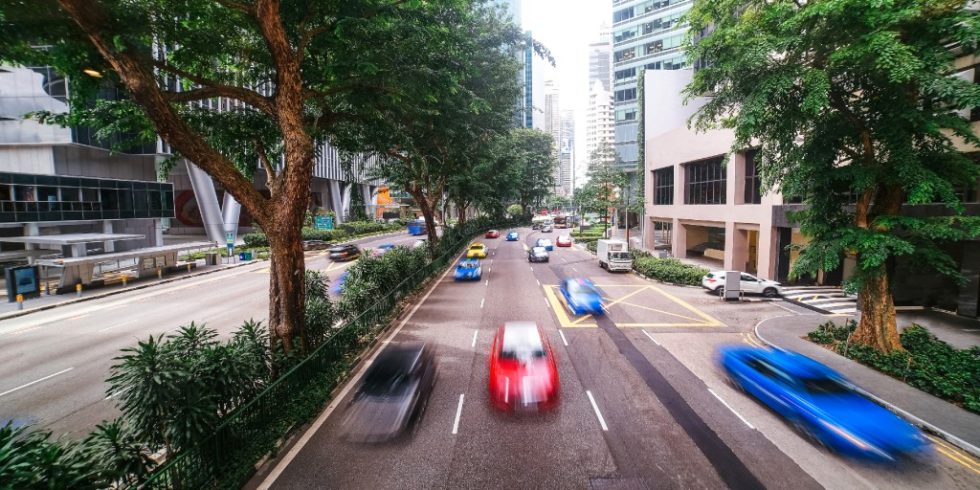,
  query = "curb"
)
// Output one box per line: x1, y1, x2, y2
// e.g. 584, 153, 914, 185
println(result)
782, 296, 836, 315
753, 315, 980, 459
